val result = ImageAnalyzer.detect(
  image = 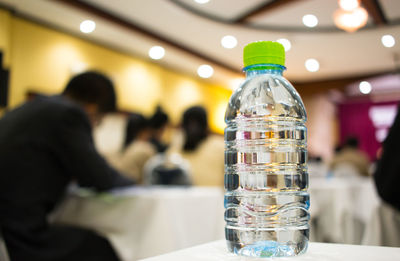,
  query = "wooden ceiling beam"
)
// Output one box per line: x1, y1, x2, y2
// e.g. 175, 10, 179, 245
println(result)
362, 0, 387, 25
233, 0, 302, 24
53, 0, 240, 73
